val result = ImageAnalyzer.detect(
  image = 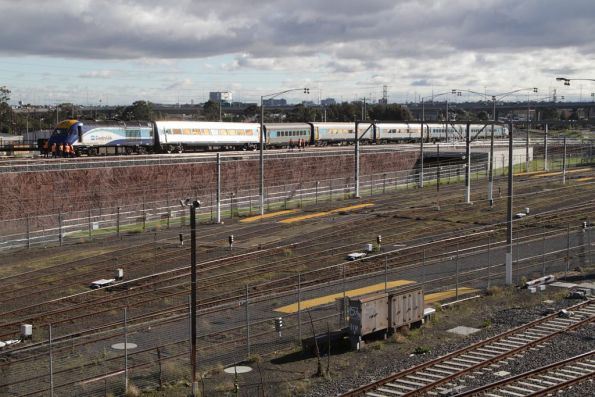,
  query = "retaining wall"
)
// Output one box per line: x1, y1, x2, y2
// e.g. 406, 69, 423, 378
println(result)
0, 150, 420, 220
